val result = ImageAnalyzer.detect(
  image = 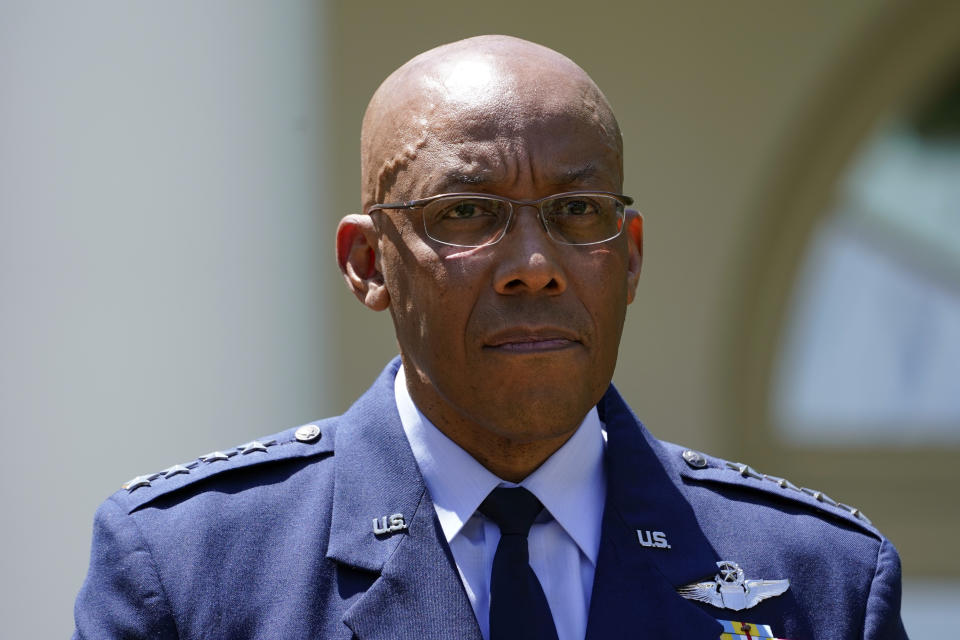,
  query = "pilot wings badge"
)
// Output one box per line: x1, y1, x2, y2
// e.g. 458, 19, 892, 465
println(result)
677, 561, 789, 611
